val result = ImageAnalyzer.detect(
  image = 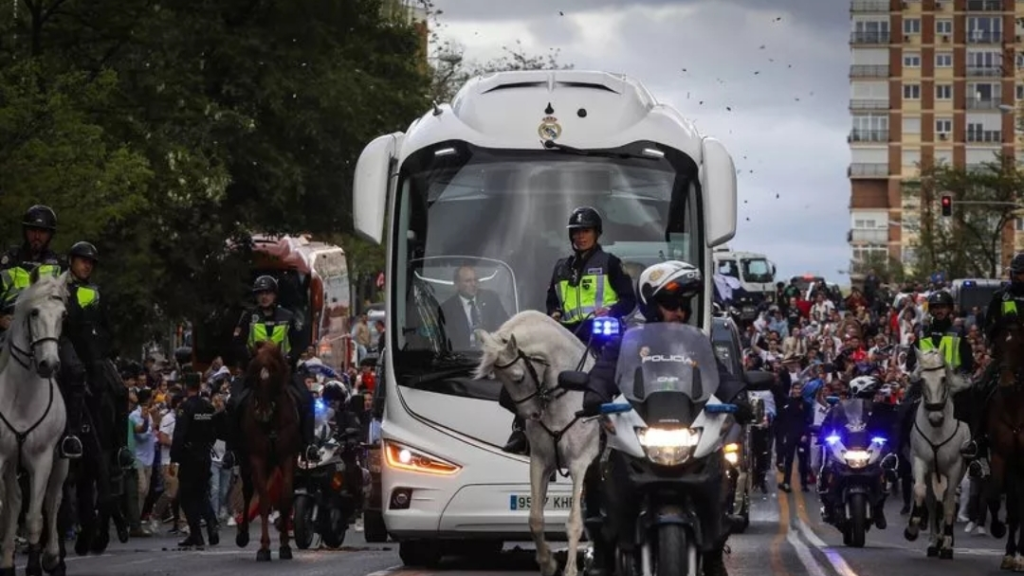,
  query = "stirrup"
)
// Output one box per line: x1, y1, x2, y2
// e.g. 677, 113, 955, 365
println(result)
60, 437, 83, 459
